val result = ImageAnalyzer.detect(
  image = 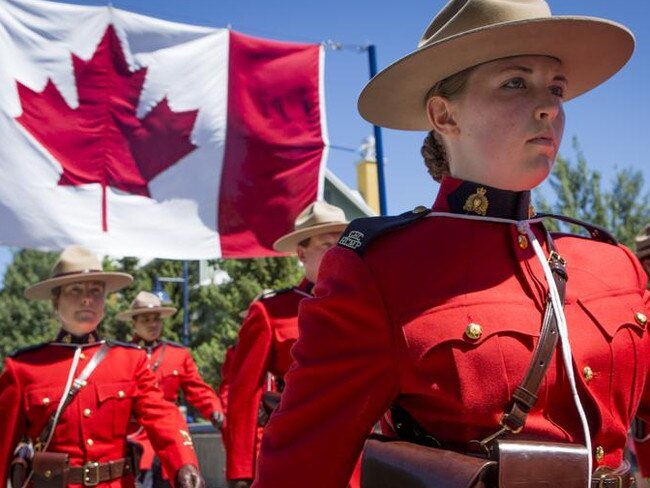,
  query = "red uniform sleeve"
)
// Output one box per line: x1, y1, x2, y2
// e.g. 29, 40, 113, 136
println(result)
132, 350, 199, 483
226, 301, 273, 479
253, 247, 399, 488
180, 349, 222, 420
0, 358, 27, 485
219, 346, 236, 416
